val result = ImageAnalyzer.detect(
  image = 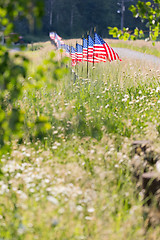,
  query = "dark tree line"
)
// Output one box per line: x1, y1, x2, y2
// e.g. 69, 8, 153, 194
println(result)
14, 0, 147, 39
